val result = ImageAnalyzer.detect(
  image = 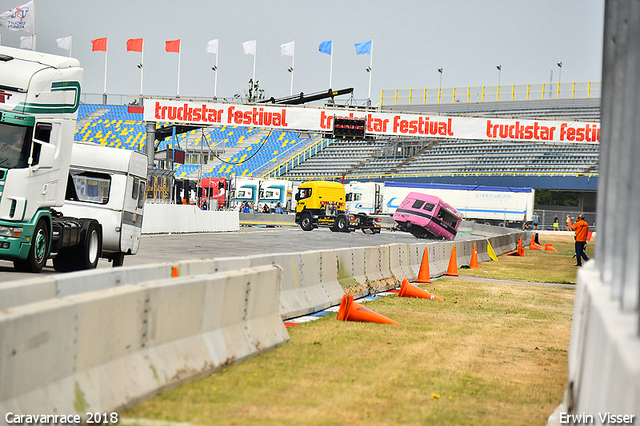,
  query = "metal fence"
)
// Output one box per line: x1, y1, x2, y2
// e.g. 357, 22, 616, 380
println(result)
380, 81, 601, 106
